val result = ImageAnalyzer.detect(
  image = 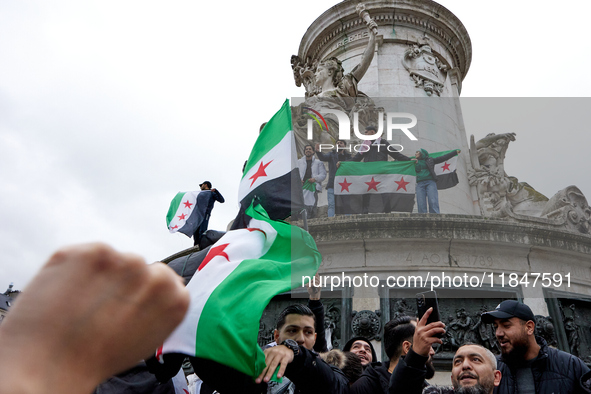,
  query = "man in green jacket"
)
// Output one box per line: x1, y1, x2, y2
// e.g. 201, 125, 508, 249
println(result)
413, 149, 460, 213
